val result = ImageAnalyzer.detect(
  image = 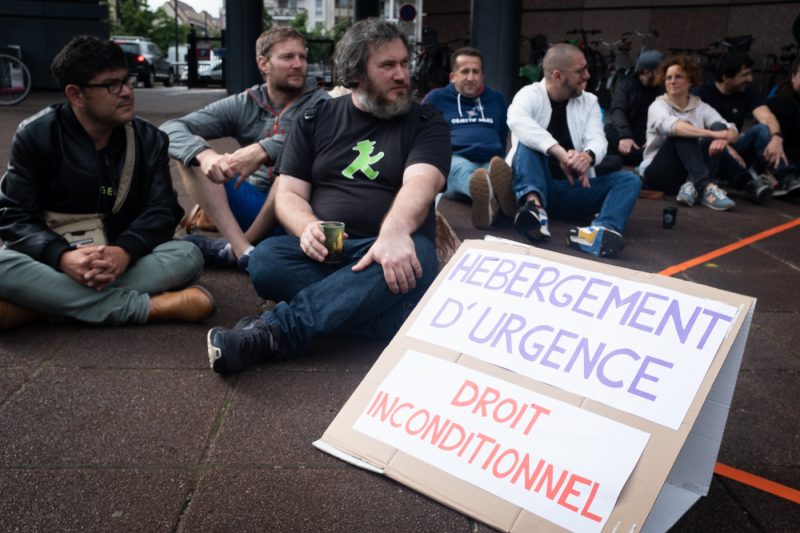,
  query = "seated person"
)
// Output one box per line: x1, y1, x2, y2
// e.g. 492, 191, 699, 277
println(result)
693, 51, 793, 202
507, 43, 641, 259
206, 19, 450, 374
765, 57, 800, 197
423, 47, 515, 229
0, 36, 213, 331
604, 50, 663, 167
641, 55, 738, 211
160, 28, 329, 270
